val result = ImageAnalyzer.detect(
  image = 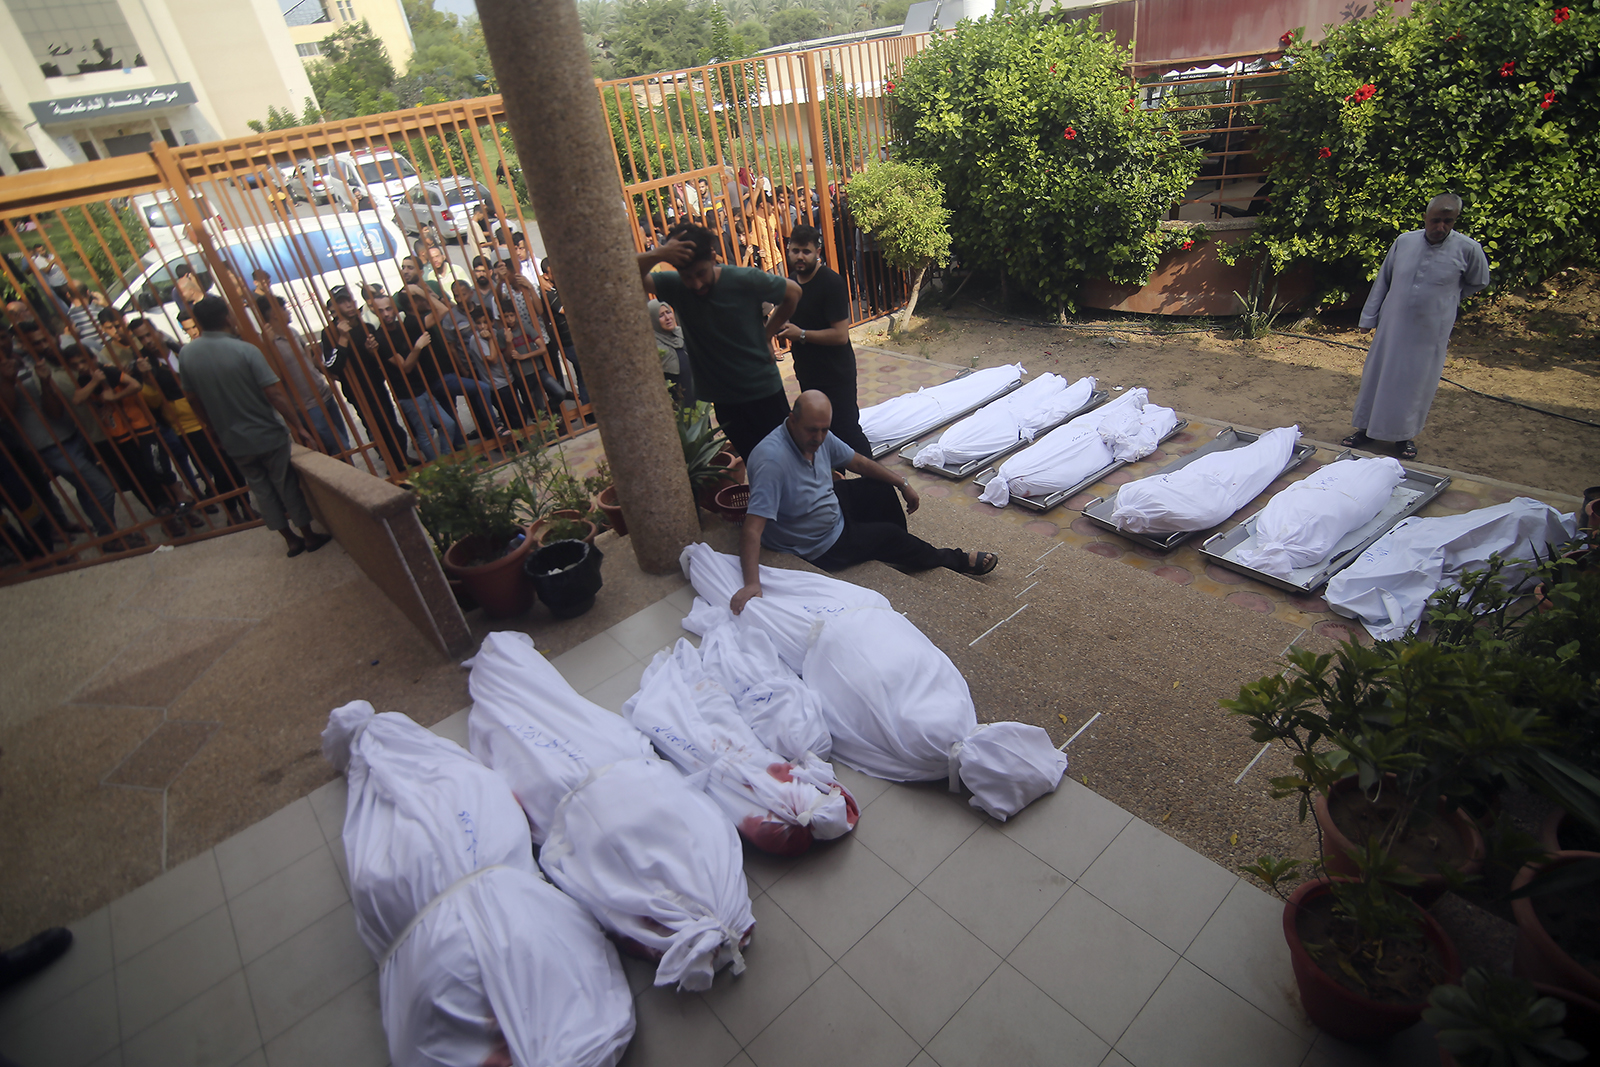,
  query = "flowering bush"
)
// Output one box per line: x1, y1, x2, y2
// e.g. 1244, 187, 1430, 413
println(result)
1243, 0, 1600, 297
887, 7, 1202, 313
